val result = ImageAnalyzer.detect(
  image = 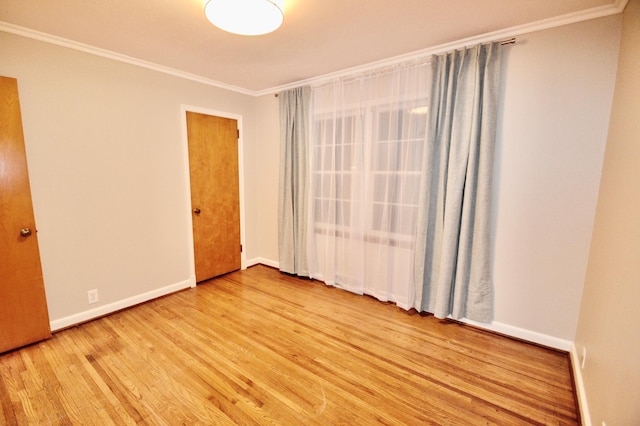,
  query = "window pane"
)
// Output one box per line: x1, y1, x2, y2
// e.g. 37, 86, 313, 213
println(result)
403, 139, 423, 171
321, 174, 333, 198
373, 175, 386, 203
341, 143, 352, 171
377, 111, 390, 141
341, 174, 352, 199
401, 174, 421, 205
372, 203, 385, 231
337, 201, 350, 226
375, 141, 399, 171
407, 110, 427, 139
335, 143, 342, 170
